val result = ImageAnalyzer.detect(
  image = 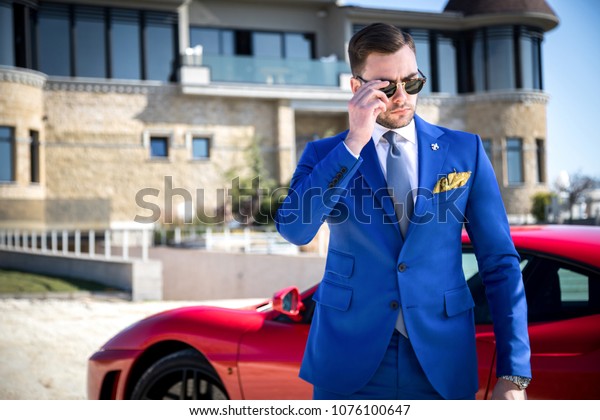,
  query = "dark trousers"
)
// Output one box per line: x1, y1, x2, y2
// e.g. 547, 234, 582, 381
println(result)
314, 330, 458, 400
